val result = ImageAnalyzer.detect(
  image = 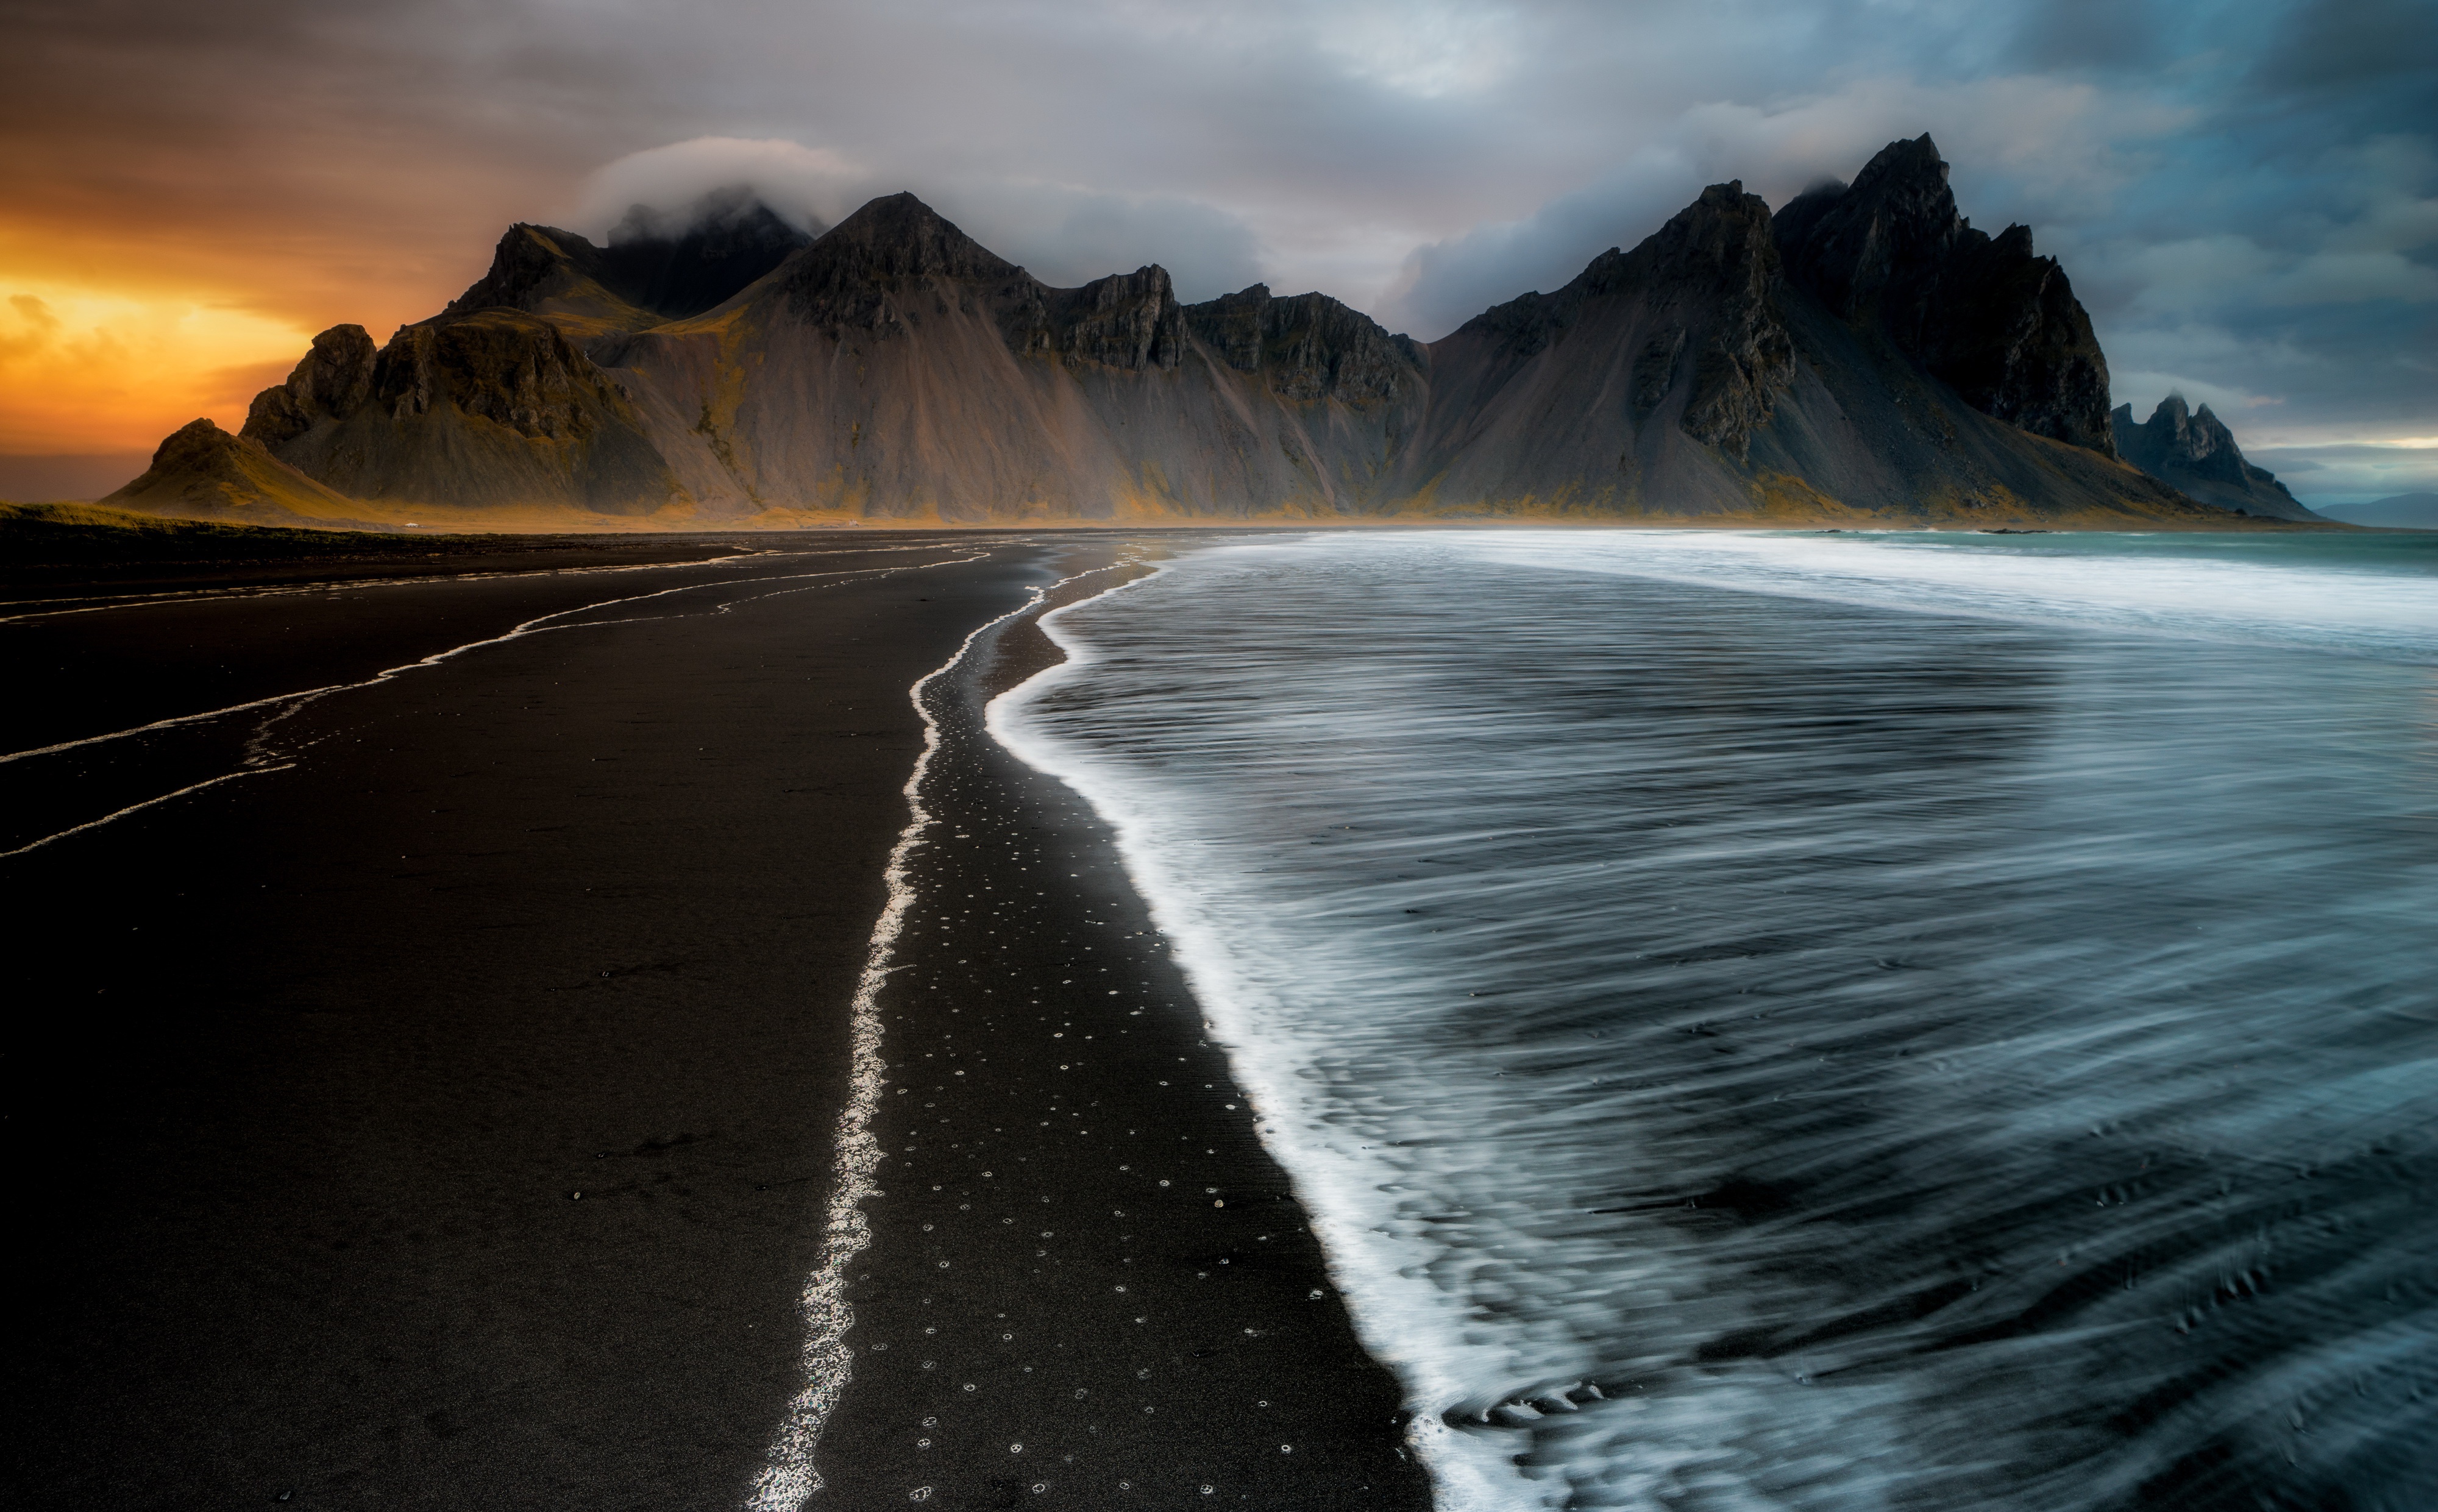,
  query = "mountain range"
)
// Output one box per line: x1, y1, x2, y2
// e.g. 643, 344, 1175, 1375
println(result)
2306, 492, 2438, 528
105, 136, 2323, 530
